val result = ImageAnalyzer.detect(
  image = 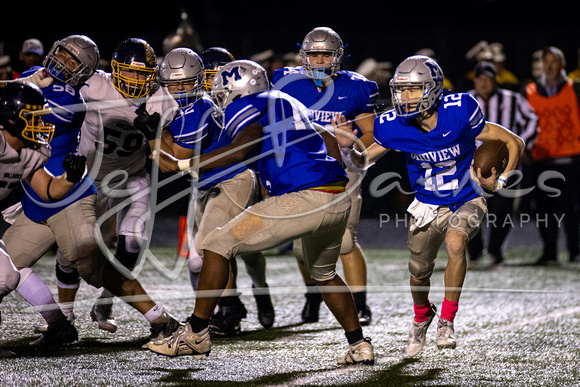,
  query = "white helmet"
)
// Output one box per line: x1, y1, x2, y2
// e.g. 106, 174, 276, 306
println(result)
389, 55, 444, 118
211, 60, 269, 115
299, 27, 344, 80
